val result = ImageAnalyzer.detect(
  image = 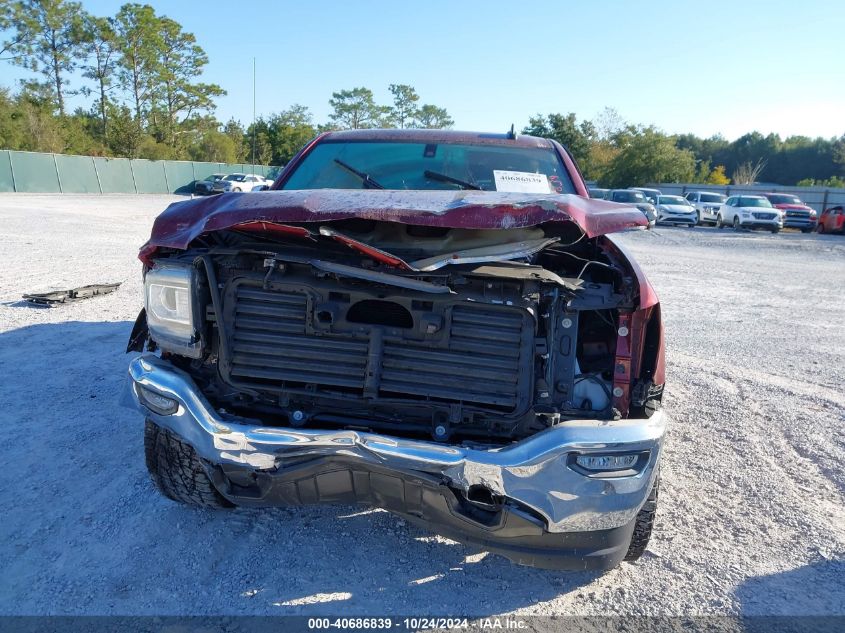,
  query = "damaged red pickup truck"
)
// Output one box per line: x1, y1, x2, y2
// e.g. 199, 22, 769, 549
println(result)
124, 129, 666, 570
